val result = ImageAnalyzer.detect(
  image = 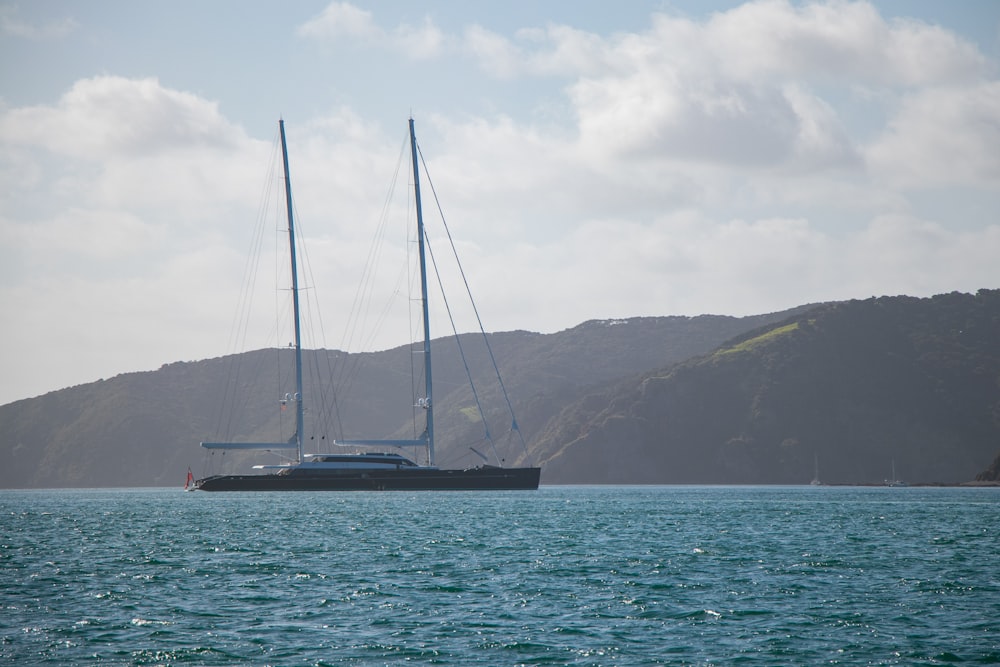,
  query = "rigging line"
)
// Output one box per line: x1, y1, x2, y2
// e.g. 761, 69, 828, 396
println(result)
421, 228, 502, 467
288, 195, 344, 444
226, 348, 274, 443
273, 198, 284, 438
355, 142, 411, 354
215, 139, 270, 438
359, 259, 408, 354
332, 166, 392, 399
216, 131, 281, 440
339, 135, 409, 357
416, 145, 533, 464
331, 136, 409, 410
354, 145, 415, 362
310, 333, 344, 446
228, 129, 281, 356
